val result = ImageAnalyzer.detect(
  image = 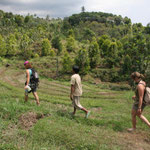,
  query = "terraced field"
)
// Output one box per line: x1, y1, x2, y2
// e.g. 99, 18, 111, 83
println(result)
0, 66, 150, 150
